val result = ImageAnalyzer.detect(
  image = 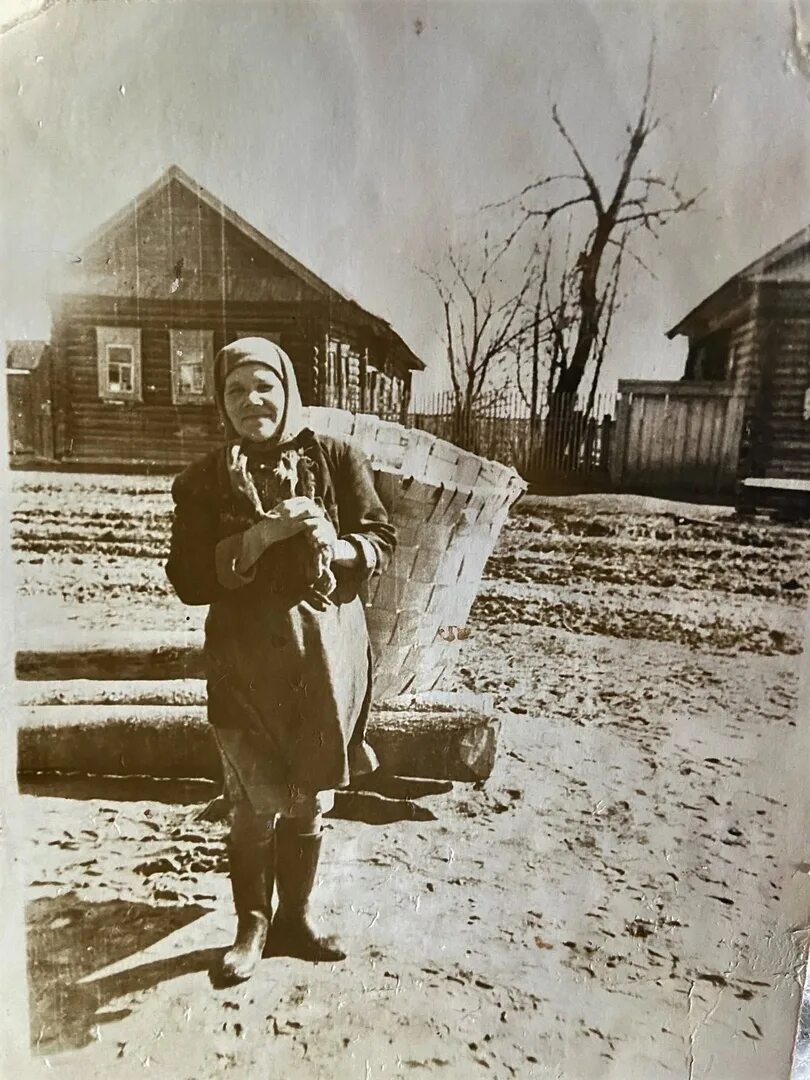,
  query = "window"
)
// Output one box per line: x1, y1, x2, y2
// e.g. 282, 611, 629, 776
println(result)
340, 344, 361, 412
377, 371, 392, 416
96, 326, 141, 401
694, 329, 731, 382
365, 362, 378, 413
107, 346, 134, 393
389, 376, 403, 416
365, 365, 393, 417
322, 338, 339, 407
170, 329, 214, 405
